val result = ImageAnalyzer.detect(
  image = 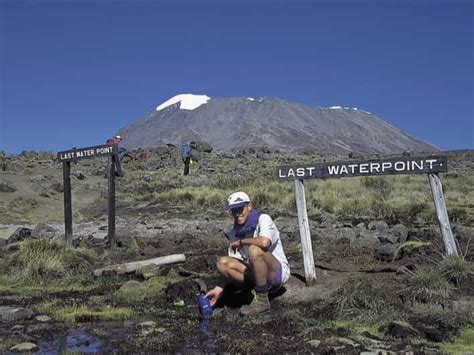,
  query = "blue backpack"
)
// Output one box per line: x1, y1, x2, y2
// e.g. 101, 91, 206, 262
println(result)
180, 143, 192, 159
